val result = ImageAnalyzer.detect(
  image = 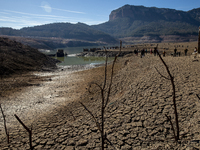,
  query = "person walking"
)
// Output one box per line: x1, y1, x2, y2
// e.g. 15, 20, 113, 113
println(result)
150, 49, 152, 54
174, 47, 177, 57
141, 49, 145, 58
163, 49, 166, 57
184, 48, 188, 56
153, 47, 157, 56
